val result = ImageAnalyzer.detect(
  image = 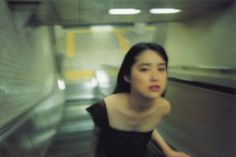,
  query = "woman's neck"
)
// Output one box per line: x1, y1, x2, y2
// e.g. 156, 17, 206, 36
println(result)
128, 92, 156, 112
